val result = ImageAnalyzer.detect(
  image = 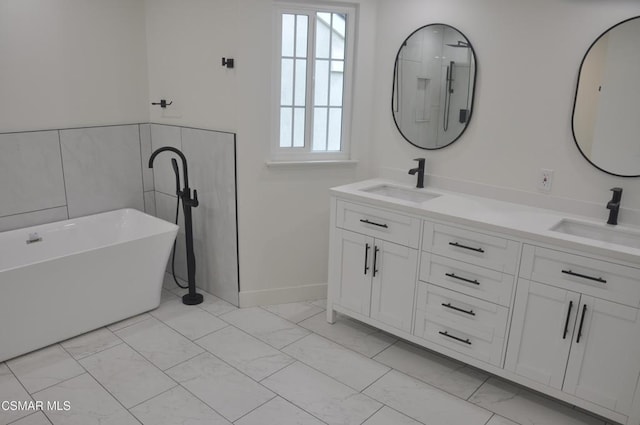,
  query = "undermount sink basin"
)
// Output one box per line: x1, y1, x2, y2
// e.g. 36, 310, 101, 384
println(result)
550, 218, 640, 249
361, 184, 440, 203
